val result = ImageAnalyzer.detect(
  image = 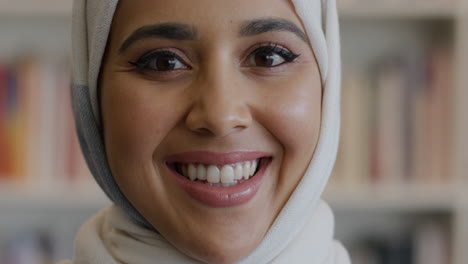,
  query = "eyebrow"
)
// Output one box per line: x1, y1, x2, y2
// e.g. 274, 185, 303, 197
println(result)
239, 18, 309, 43
119, 23, 197, 53
119, 18, 308, 53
